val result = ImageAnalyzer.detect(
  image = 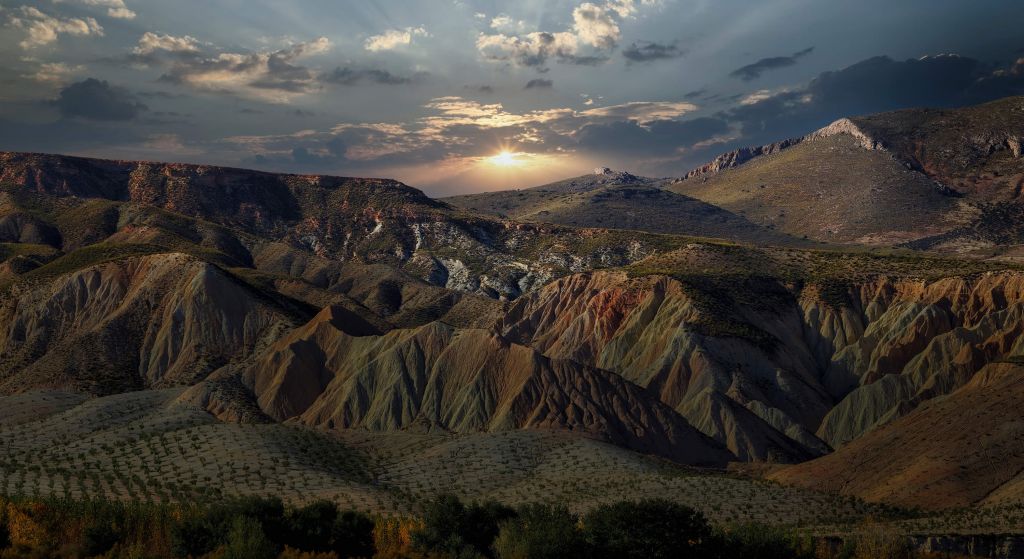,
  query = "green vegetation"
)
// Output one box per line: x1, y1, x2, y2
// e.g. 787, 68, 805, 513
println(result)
0, 494, 975, 559
10, 243, 168, 285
